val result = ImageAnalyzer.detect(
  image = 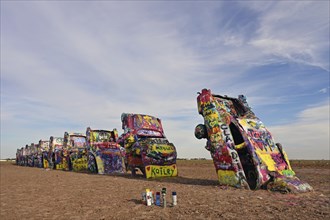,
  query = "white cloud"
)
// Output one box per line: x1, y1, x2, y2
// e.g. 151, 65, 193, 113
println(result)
269, 102, 330, 160
248, 1, 329, 71
319, 88, 328, 94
